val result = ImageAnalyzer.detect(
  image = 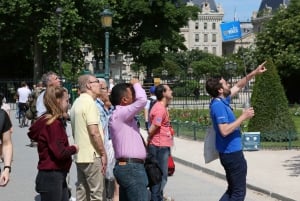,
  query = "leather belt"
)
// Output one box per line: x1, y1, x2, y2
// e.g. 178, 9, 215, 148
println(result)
117, 158, 144, 164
